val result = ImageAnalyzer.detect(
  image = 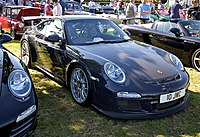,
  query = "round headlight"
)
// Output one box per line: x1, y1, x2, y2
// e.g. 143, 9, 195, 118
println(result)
169, 54, 184, 71
104, 62, 126, 84
8, 70, 32, 98
18, 22, 25, 28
